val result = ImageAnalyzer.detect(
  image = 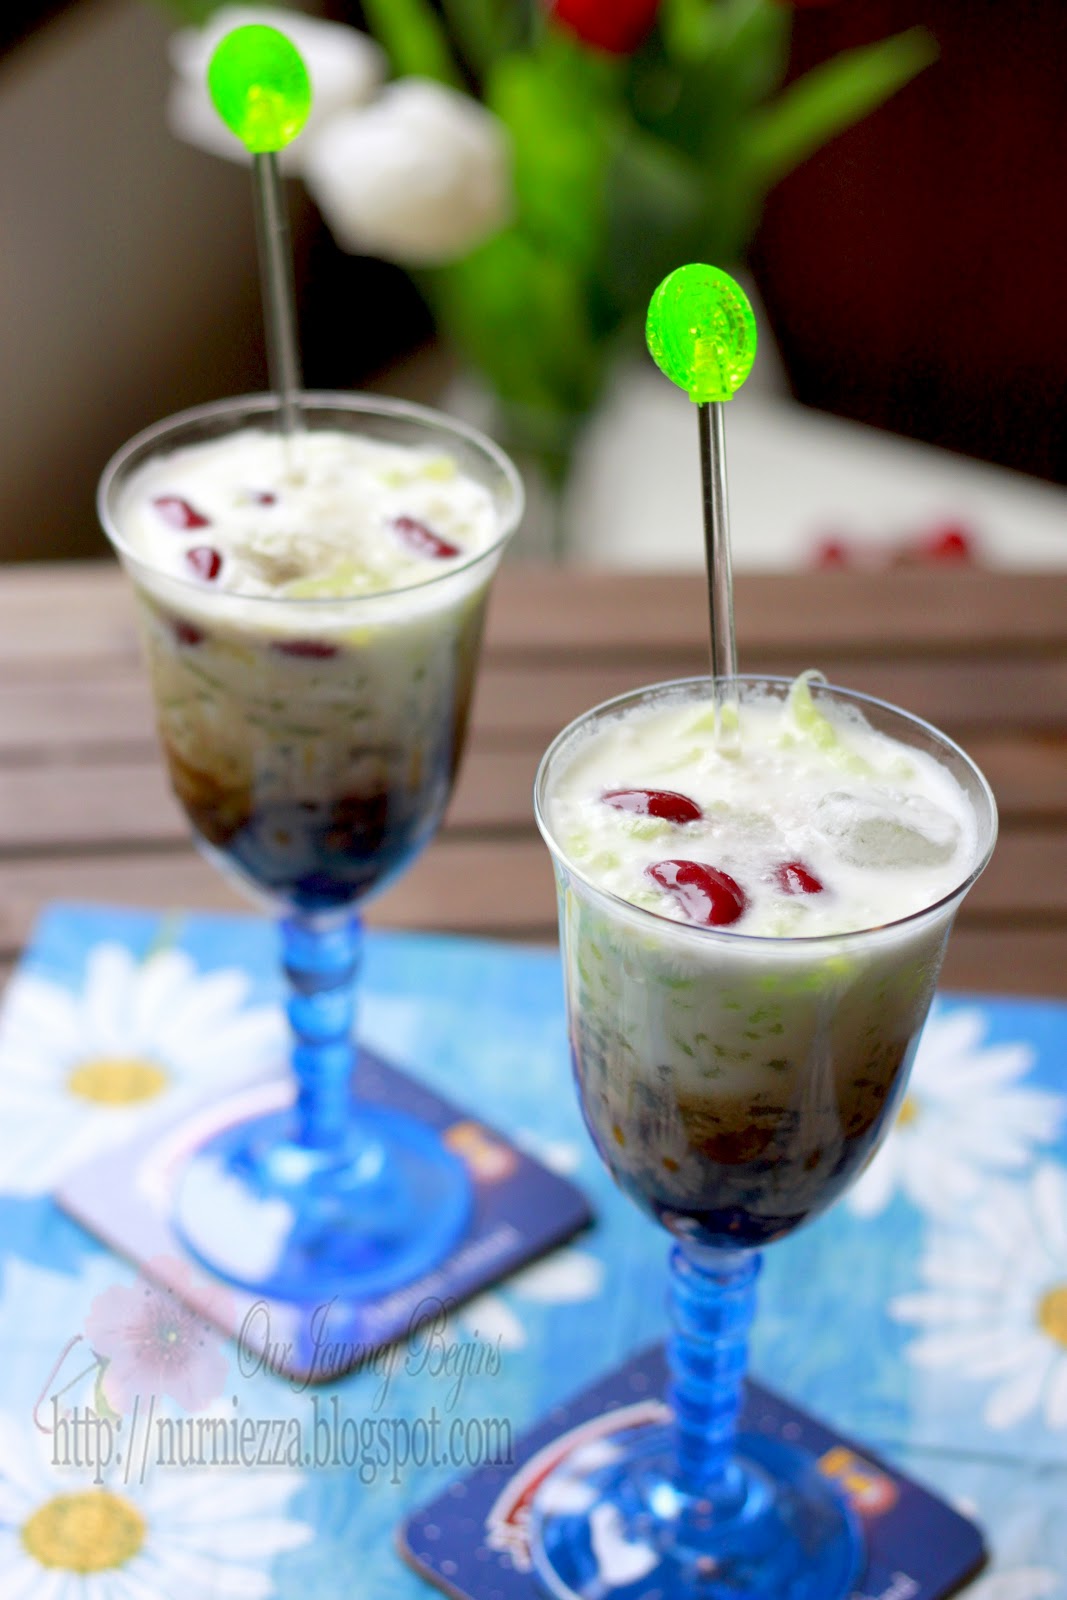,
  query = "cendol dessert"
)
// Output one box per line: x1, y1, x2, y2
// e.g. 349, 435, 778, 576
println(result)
539, 675, 989, 1247
110, 417, 507, 911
